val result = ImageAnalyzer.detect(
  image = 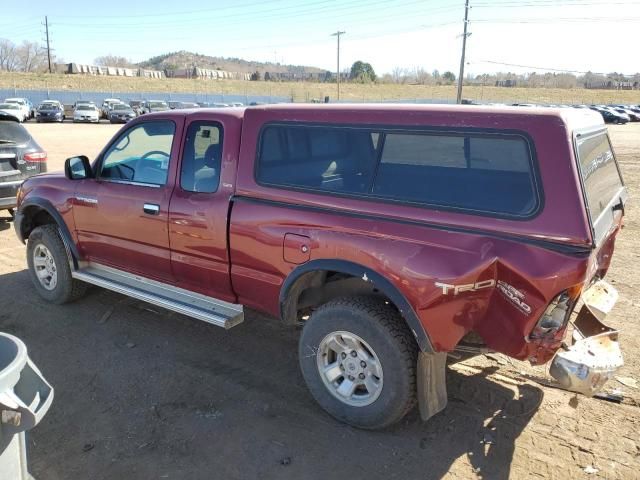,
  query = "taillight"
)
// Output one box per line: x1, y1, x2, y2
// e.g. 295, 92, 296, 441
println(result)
23, 152, 47, 162
529, 286, 581, 339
